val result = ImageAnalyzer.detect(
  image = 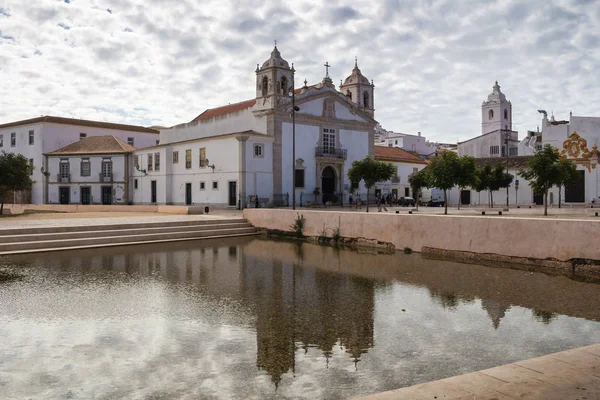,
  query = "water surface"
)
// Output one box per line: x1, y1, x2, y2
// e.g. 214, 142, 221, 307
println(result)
1, 237, 599, 399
